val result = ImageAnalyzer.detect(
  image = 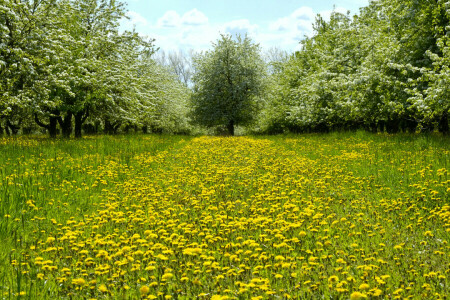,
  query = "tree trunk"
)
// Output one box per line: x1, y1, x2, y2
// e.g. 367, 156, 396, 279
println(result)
438, 111, 449, 135
386, 118, 400, 134
5, 124, 10, 136
35, 113, 59, 138
104, 118, 121, 135
227, 120, 235, 136
6, 120, 20, 135
378, 120, 385, 133
48, 117, 58, 138
113, 122, 121, 134
104, 118, 112, 134
58, 112, 73, 138
74, 108, 89, 138
142, 125, 148, 134
0, 123, 3, 135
